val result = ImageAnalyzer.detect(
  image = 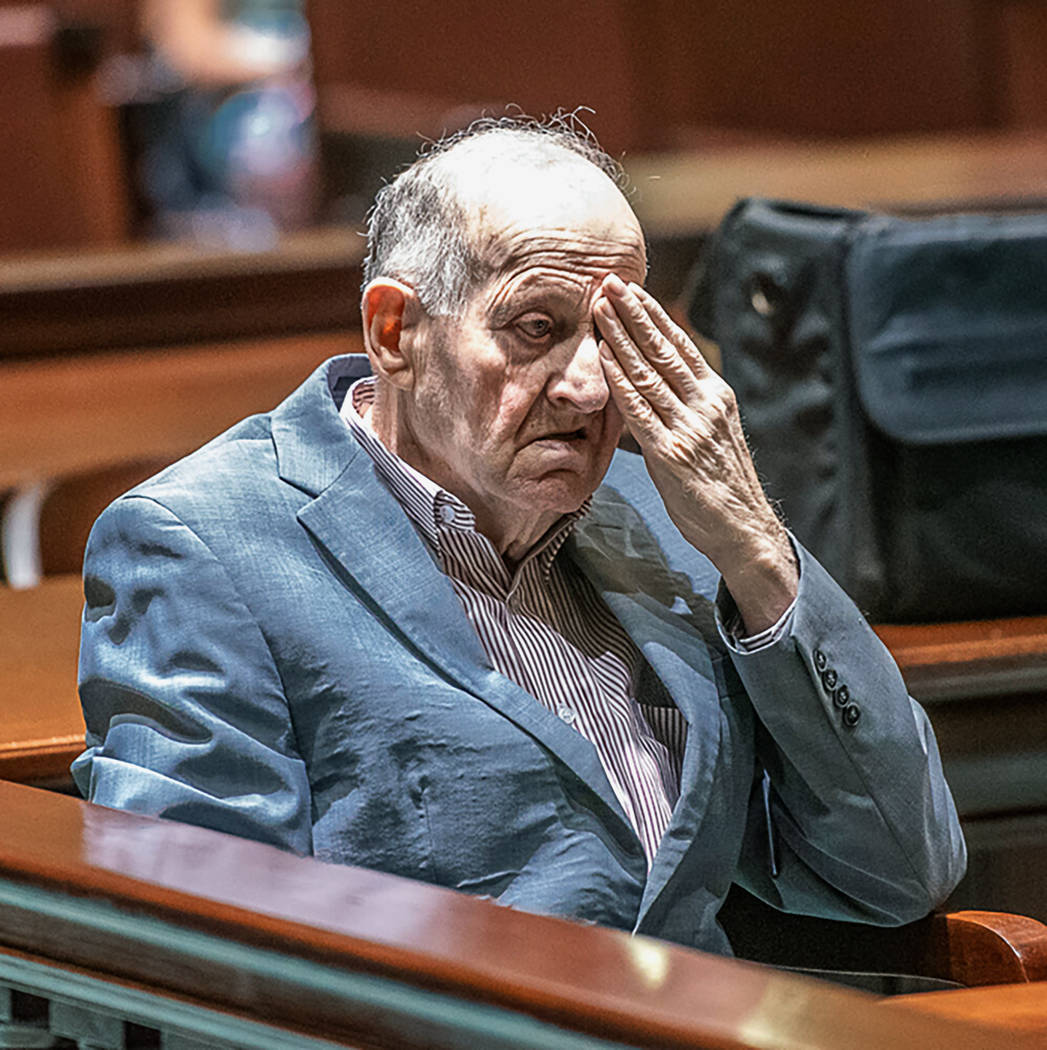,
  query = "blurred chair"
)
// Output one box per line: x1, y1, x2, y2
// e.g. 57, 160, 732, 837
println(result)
0, 459, 171, 788
1, 459, 170, 586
